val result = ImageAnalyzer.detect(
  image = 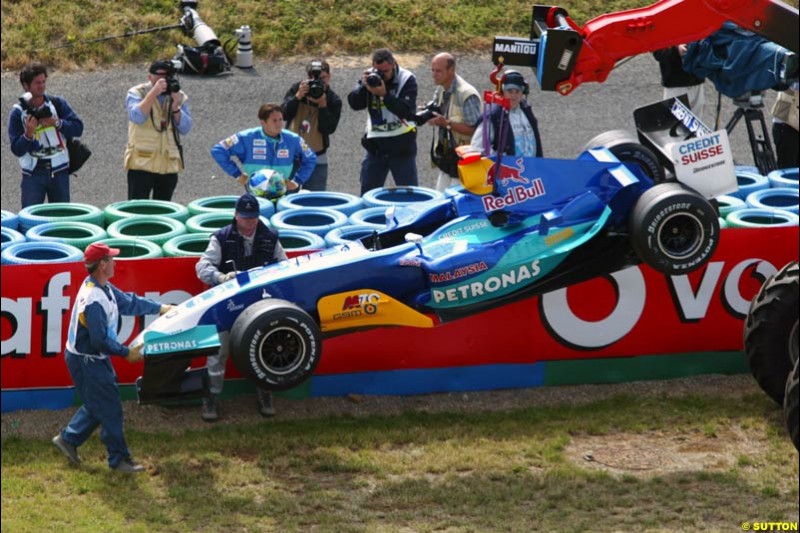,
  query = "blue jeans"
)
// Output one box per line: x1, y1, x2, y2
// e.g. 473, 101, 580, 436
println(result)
20, 169, 70, 208
60, 351, 131, 469
359, 152, 418, 195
